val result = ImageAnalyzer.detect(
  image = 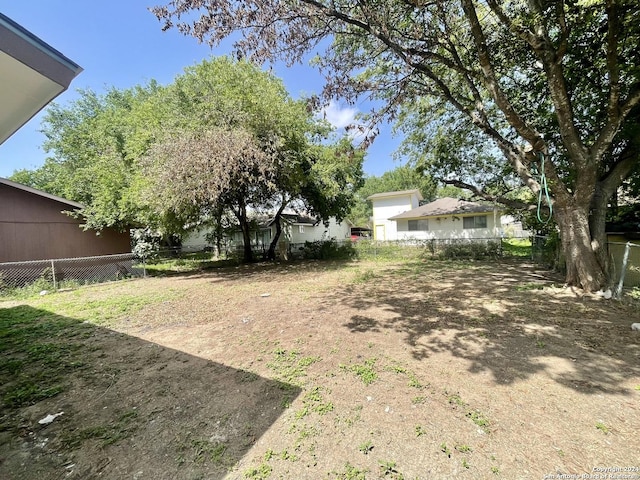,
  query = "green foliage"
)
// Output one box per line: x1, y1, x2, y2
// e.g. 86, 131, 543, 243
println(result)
12, 57, 363, 263
340, 358, 378, 385
501, 238, 532, 258
438, 241, 500, 260
244, 462, 272, 479
329, 463, 367, 480
266, 349, 320, 386
302, 239, 357, 260
151, 0, 640, 290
